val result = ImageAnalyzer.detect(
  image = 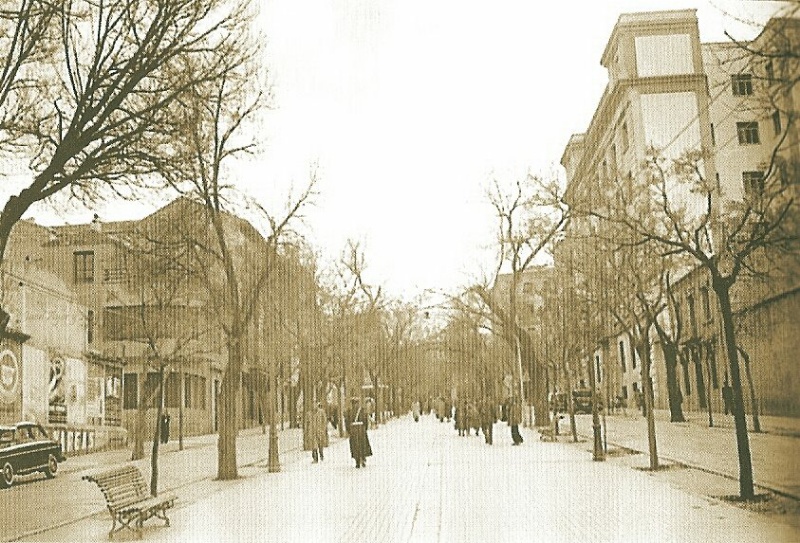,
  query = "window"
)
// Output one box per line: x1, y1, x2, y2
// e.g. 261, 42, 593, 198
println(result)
731, 74, 753, 96
773, 110, 782, 135
736, 122, 760, 145
123, 373, 138, 409
87, 310, 94, 344
144, 372, 161, 408
682, 350, 692, 394
73, 251, 95, 283
687, 294, 698, 336
700, 286, 712, 322
742, 171, 765, 199
708, 344, 719, 389
632, 347, 637, 369
619, 340, 627, 372
621, 385, 628, 399
710, 123, 715, 145
164, 373, 180, 408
